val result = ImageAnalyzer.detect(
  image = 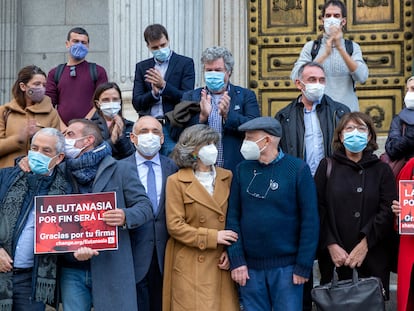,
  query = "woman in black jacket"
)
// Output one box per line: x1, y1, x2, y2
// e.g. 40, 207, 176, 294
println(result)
314, 112, 397, 298
90, 82, 134, 160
